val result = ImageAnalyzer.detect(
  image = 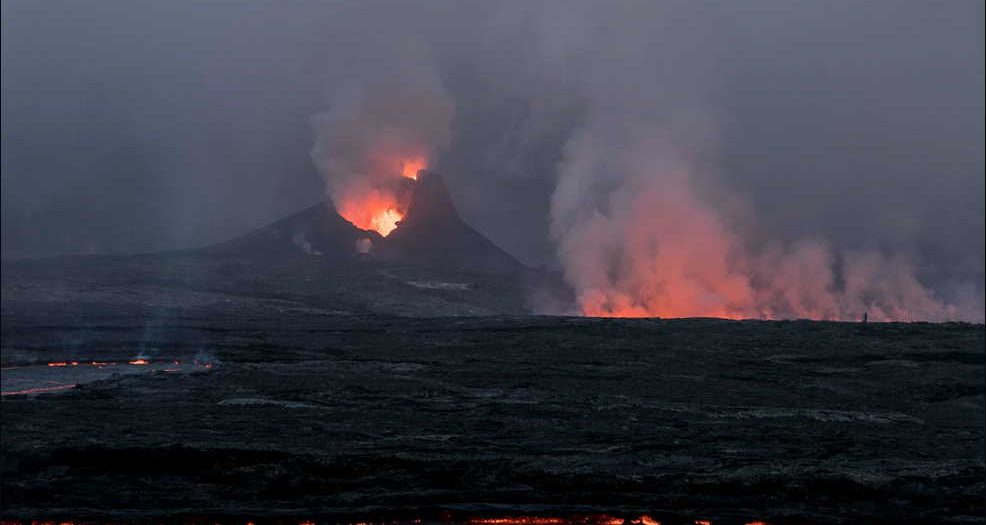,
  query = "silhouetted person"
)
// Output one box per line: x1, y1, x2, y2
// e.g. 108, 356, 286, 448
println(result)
862, 311, 868, 323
